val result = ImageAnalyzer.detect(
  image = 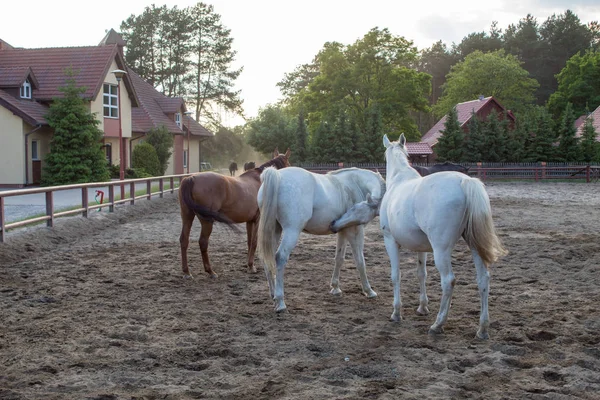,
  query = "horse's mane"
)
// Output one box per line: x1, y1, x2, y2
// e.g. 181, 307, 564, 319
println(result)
255, 156, 287, 172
